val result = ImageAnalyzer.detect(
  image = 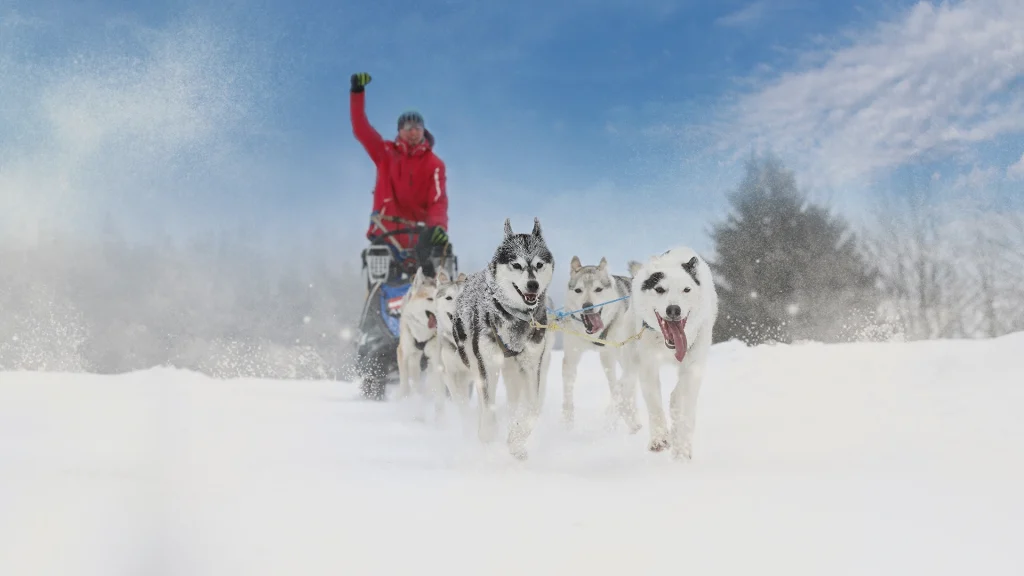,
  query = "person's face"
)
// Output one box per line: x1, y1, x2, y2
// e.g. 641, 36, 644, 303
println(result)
399, 121, 424, 145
